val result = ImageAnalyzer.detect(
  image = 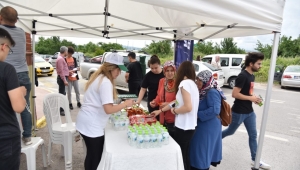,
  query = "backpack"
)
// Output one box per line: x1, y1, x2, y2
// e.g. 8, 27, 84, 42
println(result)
219, 98, 232, 126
